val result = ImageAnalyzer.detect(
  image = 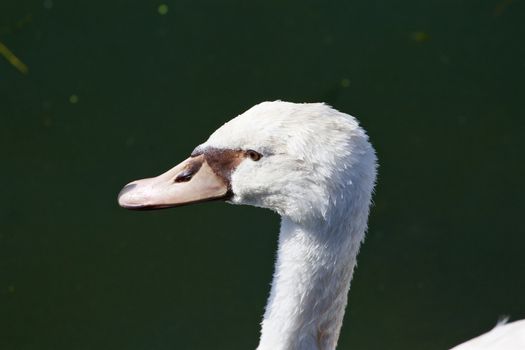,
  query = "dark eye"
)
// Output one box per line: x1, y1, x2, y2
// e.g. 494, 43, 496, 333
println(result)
246, 149, 262, 161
